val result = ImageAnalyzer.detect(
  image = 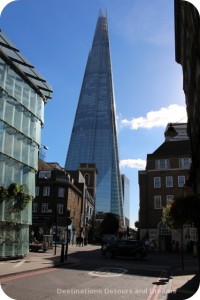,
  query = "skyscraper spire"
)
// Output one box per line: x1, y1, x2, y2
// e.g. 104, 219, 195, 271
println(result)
65, 12, 123, 221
